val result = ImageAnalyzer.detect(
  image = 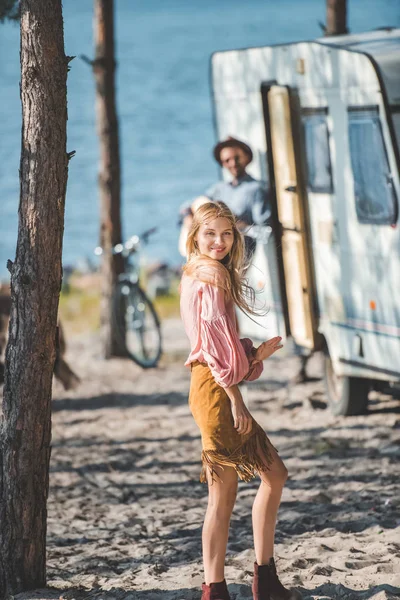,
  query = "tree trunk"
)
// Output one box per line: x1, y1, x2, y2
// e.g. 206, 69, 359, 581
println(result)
94, 0, 125, 358
0, 0, 68, 596
326, 0, 348, 35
